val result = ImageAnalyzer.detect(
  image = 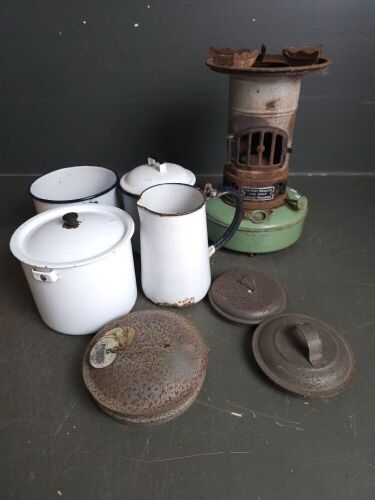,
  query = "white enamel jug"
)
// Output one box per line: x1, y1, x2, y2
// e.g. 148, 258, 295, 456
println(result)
137, 183, 243, 306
